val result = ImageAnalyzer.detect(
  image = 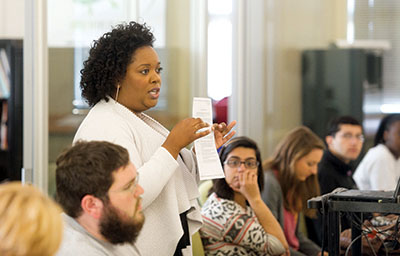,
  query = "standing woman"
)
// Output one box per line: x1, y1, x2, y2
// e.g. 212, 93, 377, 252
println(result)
354, 114, 400, 190
200, 137, 289, 256
73, 22, 235, 256
262, 126, 325, 256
